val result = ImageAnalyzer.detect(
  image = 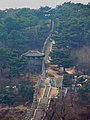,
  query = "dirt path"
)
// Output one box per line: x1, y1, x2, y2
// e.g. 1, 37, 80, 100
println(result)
47, 67, 61, 78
